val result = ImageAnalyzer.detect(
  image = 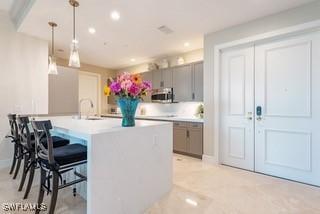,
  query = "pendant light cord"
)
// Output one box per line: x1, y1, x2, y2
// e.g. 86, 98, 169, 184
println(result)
52, 25, 54, 56
73, 5, 76, 41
